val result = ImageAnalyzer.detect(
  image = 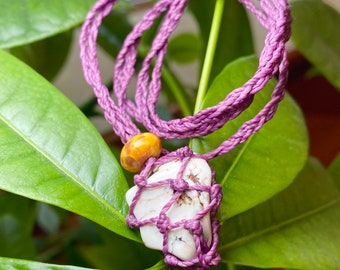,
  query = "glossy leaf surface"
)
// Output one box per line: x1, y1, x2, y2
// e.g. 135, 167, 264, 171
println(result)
192, 56, 309, 220
0, 0, 96, 48
0, 50, 138, 242
219, 158, 340, 269
291, 0, 340, 89
0, 257, 96, 270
